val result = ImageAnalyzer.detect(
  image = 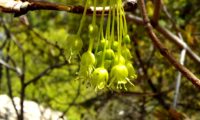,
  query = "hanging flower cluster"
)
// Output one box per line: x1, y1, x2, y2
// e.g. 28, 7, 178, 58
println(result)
74, 0, 137, 91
